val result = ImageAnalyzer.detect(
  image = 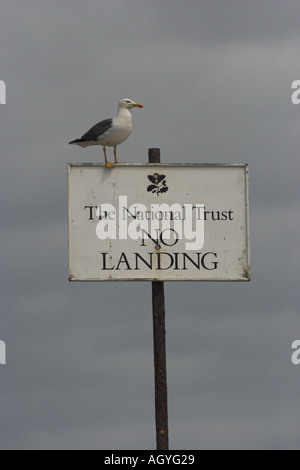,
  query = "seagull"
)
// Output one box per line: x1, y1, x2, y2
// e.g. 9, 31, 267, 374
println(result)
69, 98, 143, 168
